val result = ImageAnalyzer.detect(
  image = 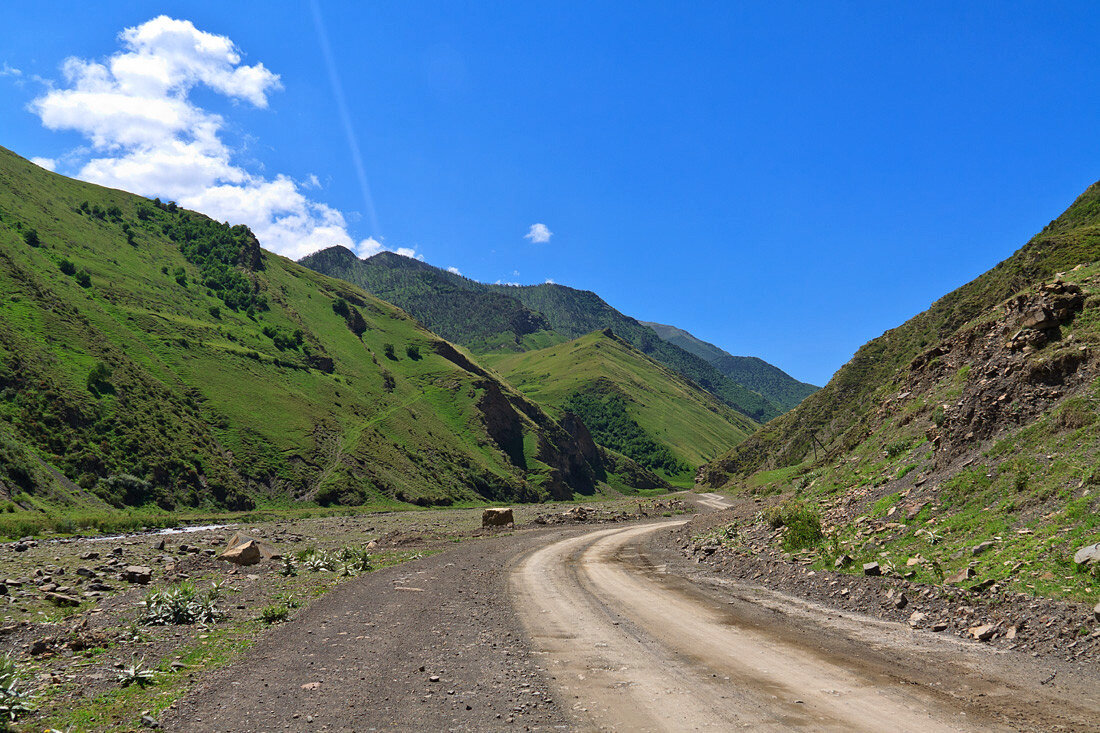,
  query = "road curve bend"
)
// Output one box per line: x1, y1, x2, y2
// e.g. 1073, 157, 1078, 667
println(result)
511, 521, 1081, 732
